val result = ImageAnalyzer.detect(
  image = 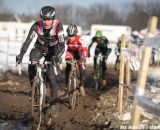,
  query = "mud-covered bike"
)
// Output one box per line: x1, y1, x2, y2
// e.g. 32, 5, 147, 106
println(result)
66, 59, 85, 109
93, 48, 111, 90
17, 59, 58, 130
93, 54, 105, 90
